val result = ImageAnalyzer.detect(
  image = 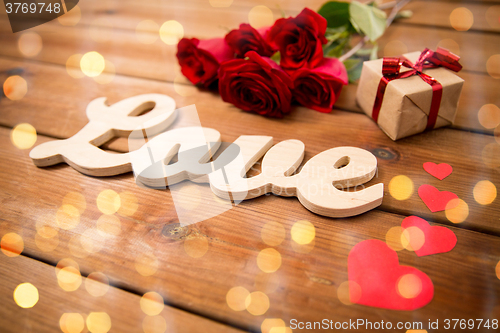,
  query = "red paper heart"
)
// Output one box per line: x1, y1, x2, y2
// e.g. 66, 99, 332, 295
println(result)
418, 184, 458, 212
348, 239, 434, 310
423, 162, 453, 180
401, 216, 457, 256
